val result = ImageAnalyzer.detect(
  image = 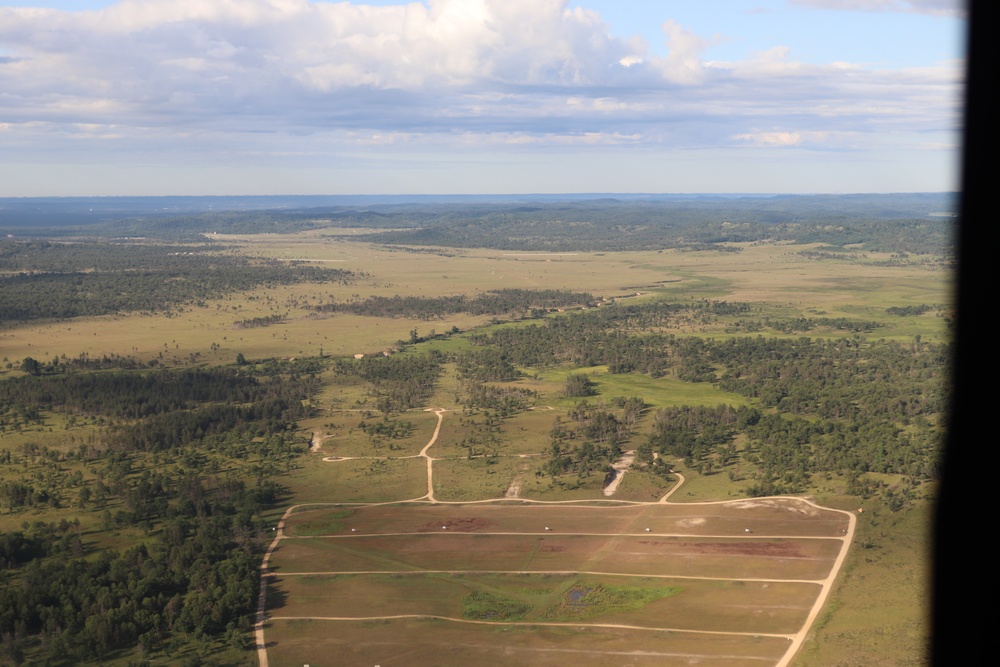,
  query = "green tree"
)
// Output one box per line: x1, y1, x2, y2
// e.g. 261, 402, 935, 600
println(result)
20, 356, 41, 376
563, 373, 595, 398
